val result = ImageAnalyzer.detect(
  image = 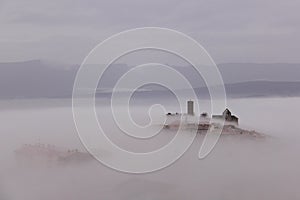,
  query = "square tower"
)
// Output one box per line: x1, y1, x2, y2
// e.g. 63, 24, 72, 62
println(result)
187, 100, 194, 115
